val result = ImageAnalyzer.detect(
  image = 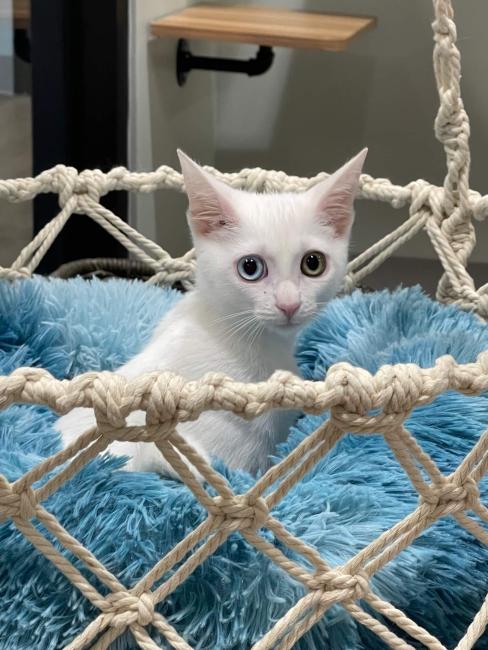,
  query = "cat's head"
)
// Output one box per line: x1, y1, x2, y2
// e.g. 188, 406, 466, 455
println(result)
178, 149, 367, 336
